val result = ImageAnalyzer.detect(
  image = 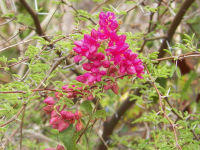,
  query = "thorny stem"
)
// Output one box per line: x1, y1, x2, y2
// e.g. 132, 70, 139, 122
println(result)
144, 64, 182, 150
76, 85, 105, 144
